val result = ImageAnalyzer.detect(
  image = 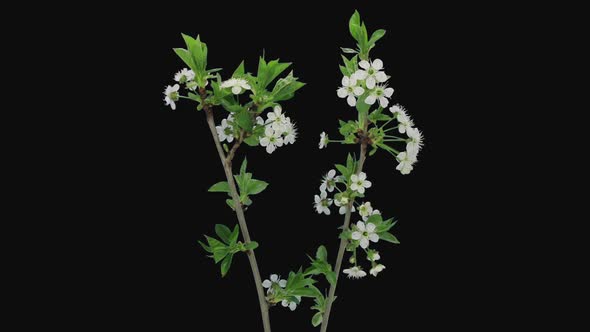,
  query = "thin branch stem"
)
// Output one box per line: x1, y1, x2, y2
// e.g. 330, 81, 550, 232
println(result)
199, 88, 271, 332
321, 112, 369, 332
